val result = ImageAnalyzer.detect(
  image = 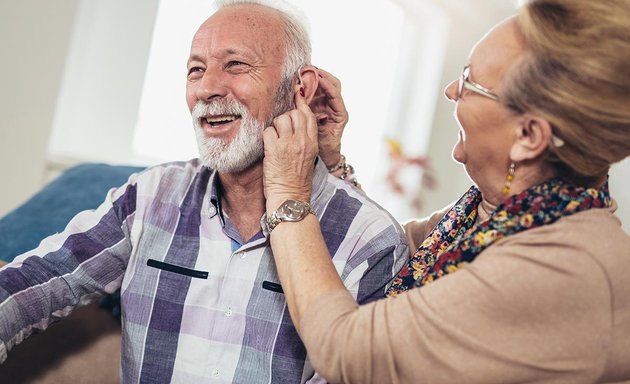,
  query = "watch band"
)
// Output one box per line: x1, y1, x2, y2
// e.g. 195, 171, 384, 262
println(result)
266, 199, 314, 233
267, 211, 283, 232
